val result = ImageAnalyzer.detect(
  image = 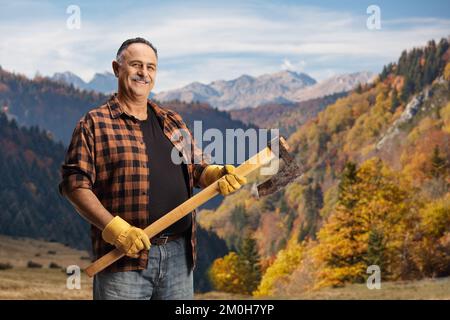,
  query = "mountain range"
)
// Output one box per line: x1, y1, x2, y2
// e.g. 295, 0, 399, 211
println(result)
154, 70, 375, 110
51, 69, 375, 110
290, 71, 375, 101
51, 71, 117, 94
